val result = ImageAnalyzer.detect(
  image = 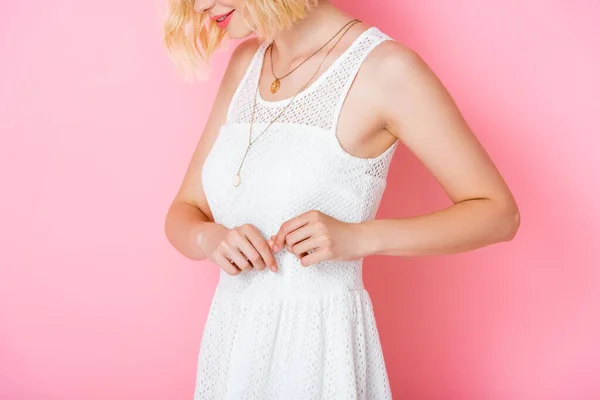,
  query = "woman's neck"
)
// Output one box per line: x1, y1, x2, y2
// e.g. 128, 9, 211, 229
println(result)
269, 1, 355, 63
